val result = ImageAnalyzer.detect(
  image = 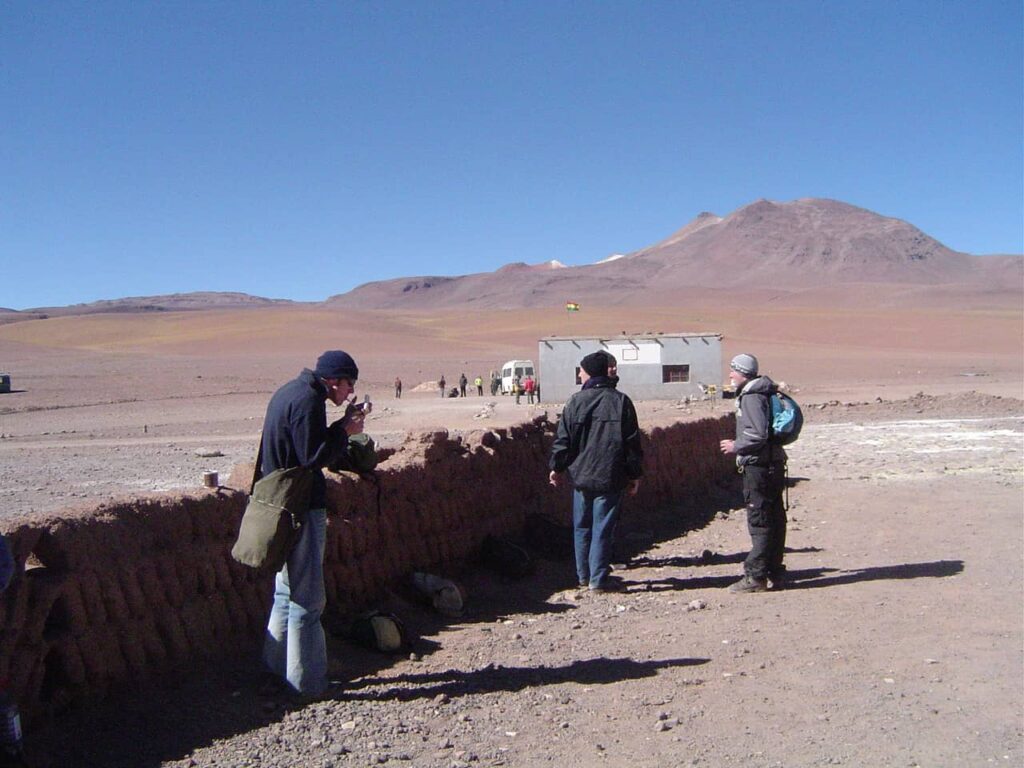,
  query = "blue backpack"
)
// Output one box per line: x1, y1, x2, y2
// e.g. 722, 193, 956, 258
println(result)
769, 391, 803, 445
